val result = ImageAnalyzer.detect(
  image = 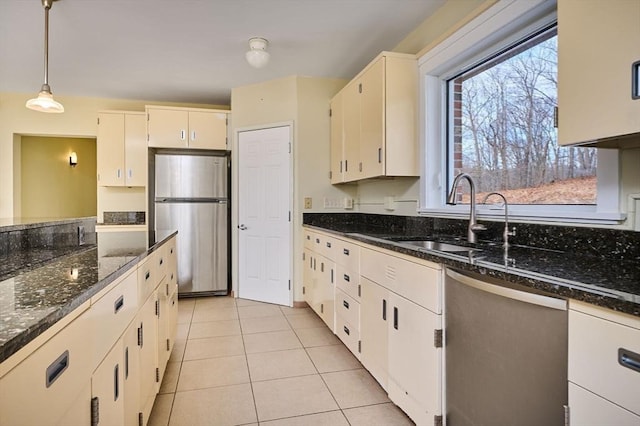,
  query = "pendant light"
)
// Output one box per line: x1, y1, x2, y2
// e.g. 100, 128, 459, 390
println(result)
26, 0, 64, 113
245, 37, 270, 69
